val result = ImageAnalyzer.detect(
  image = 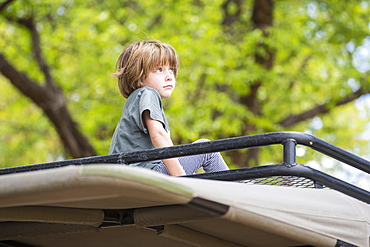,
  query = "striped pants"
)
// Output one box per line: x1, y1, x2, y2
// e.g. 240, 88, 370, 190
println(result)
155, 139, 229, 175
